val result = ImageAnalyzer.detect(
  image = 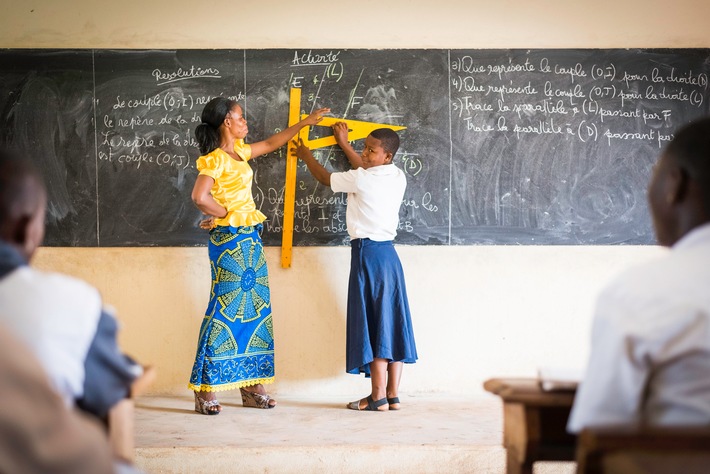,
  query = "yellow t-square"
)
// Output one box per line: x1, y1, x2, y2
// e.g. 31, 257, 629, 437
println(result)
281, 87, 406, 268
